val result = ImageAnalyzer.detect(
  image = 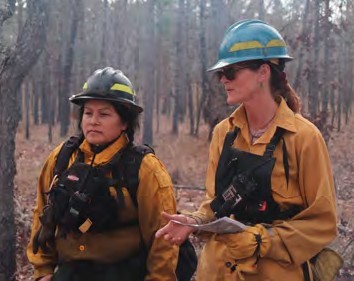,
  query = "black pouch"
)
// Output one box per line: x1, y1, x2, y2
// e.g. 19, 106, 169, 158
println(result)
176, 239, 198, 281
